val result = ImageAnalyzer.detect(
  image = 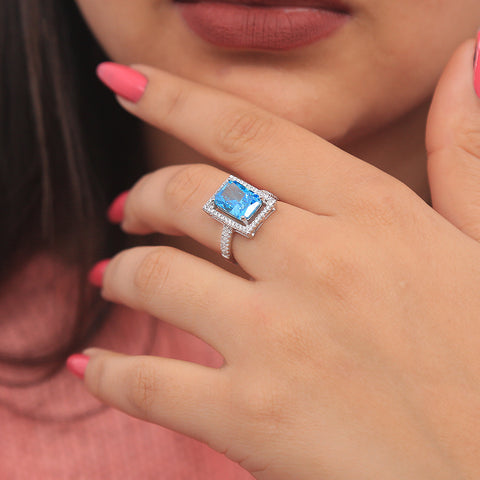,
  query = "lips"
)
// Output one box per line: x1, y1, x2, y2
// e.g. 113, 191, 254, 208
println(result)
175, 1, 351, 50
